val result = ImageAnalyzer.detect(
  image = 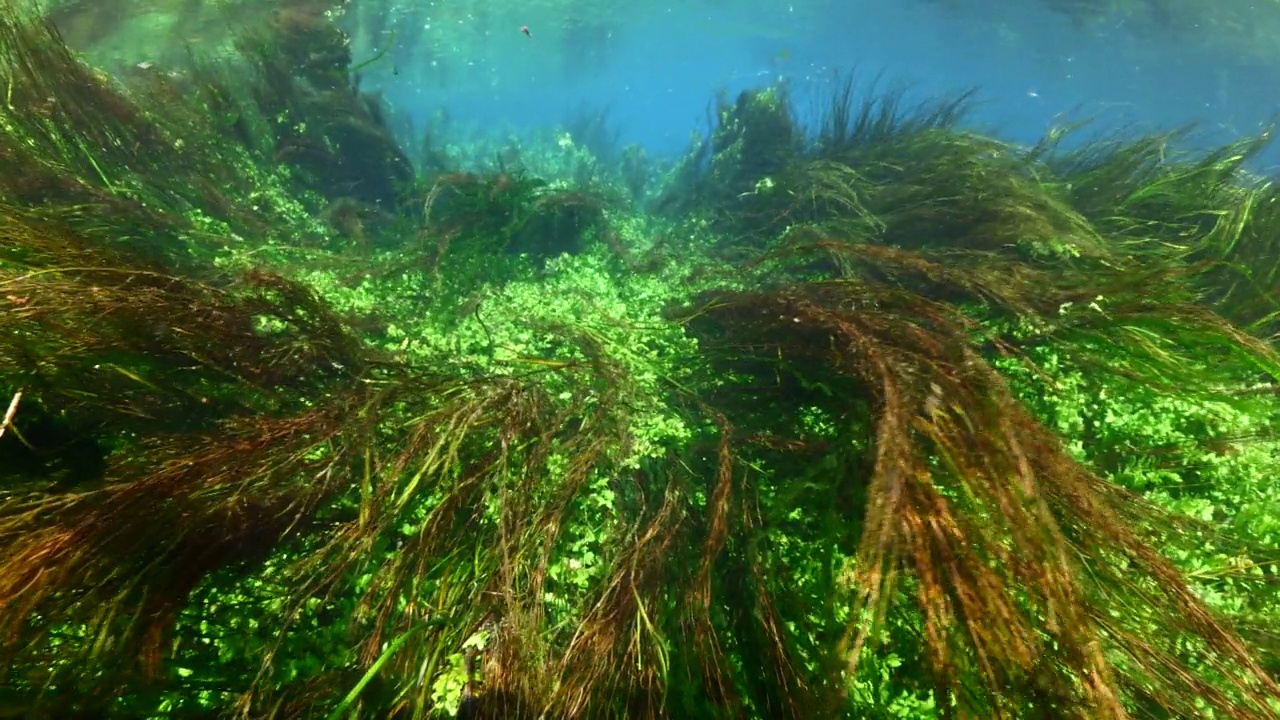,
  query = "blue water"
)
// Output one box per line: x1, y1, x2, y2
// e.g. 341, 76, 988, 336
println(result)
354, 1, 1280, 168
